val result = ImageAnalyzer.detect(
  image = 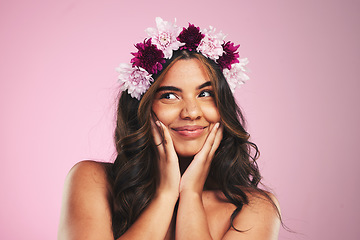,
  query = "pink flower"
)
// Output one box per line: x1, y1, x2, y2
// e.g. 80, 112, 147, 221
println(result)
217, 41, 240, 70
177, 23, 204, 51
131, 39, 165, 74
116, 18, 250, 100
116, 63, 154, 100
197, 26, 225, 60
222, 58, 250, 93
146, 17, 184, 59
